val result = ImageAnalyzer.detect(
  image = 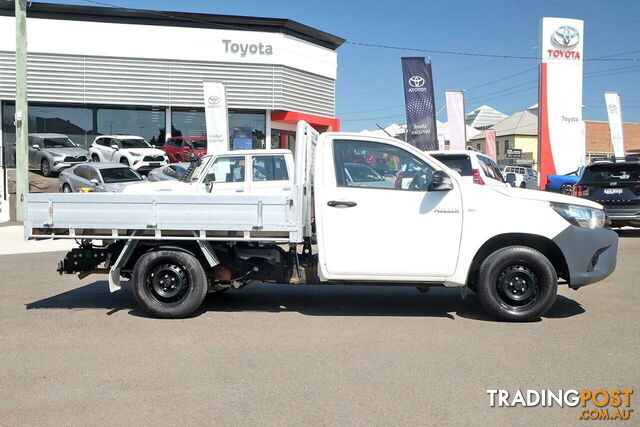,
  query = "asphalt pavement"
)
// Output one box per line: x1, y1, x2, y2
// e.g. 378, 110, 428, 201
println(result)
1, 230, 639, 425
